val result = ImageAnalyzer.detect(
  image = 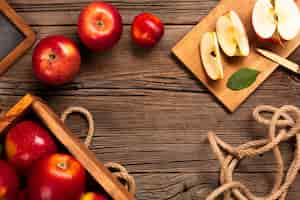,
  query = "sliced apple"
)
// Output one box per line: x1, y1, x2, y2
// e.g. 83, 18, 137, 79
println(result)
252, 0, 300, 42
216, 11, 250, 57
200, 32, 224, 80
